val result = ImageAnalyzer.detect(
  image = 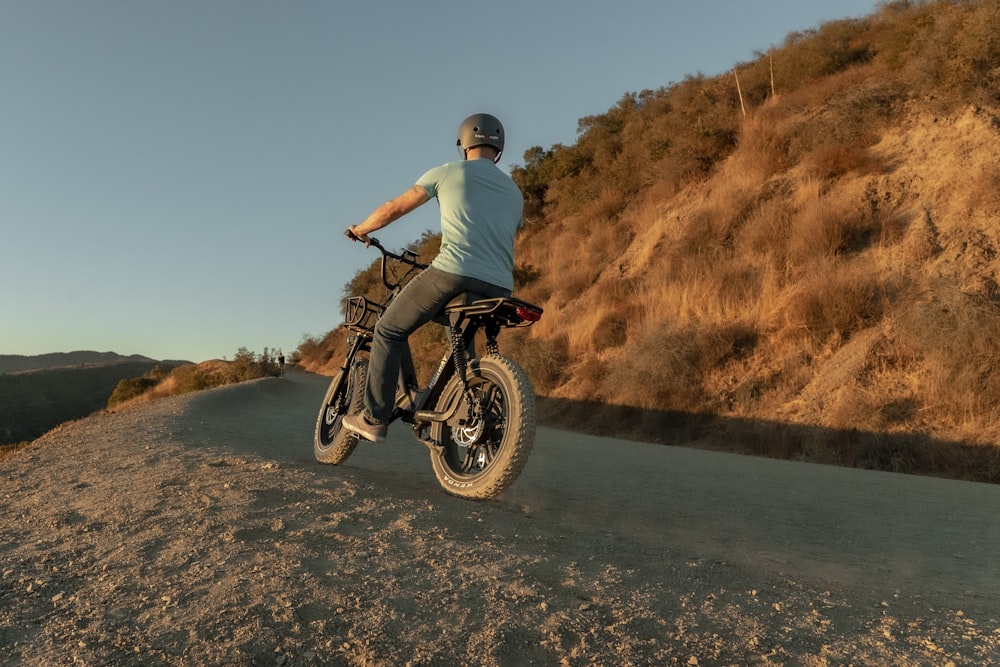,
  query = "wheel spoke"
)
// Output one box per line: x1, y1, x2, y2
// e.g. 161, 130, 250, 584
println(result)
443, 377, 509, 477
